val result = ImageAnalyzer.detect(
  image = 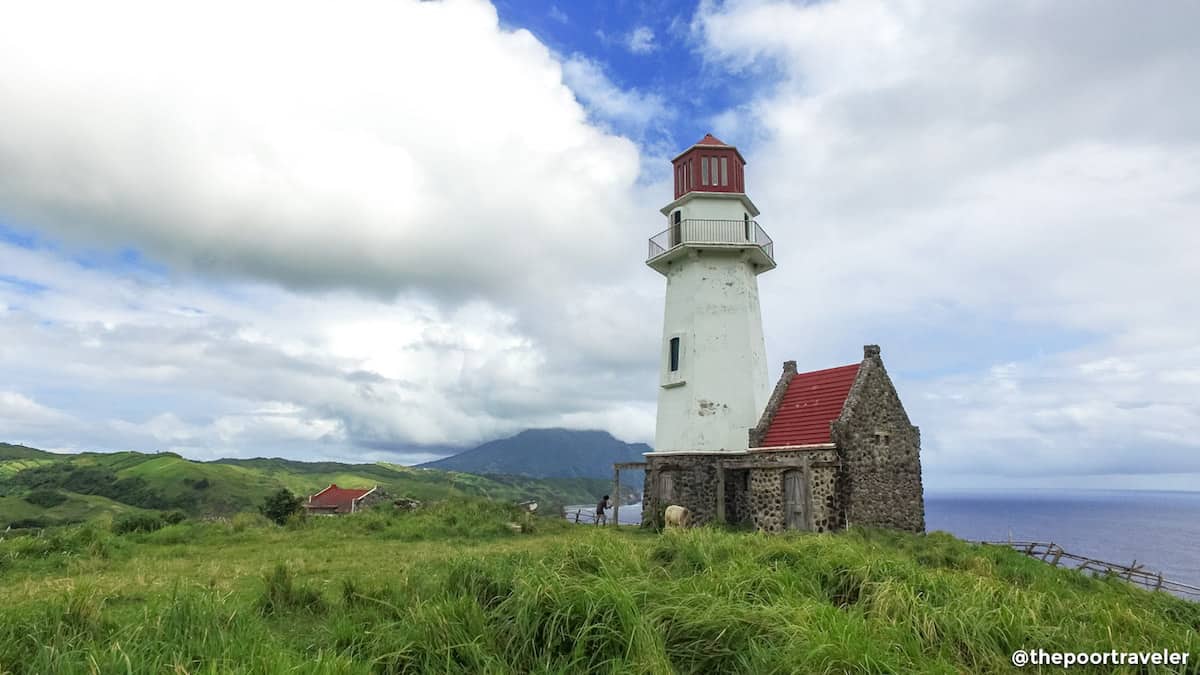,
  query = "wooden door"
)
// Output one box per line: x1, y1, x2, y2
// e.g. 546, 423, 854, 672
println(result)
783, 470, 808, 530
658, 471, 675, 503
